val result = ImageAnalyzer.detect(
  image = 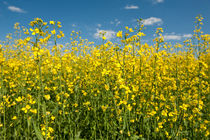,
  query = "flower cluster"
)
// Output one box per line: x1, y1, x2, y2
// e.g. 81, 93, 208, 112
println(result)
0, 16, 209, 139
